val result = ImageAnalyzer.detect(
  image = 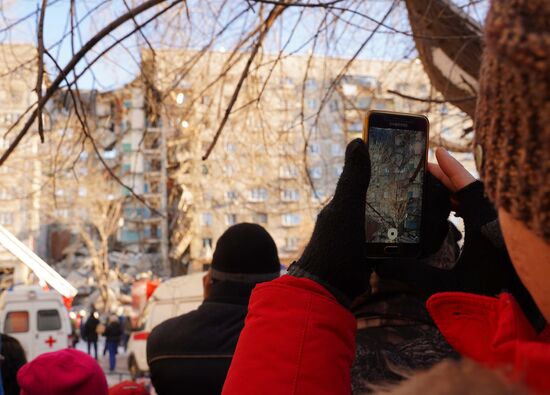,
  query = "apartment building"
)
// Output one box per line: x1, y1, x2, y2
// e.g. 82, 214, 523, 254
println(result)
0, 44, 42, 286
2, 45, 469, 276
131, 49, 472, 272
